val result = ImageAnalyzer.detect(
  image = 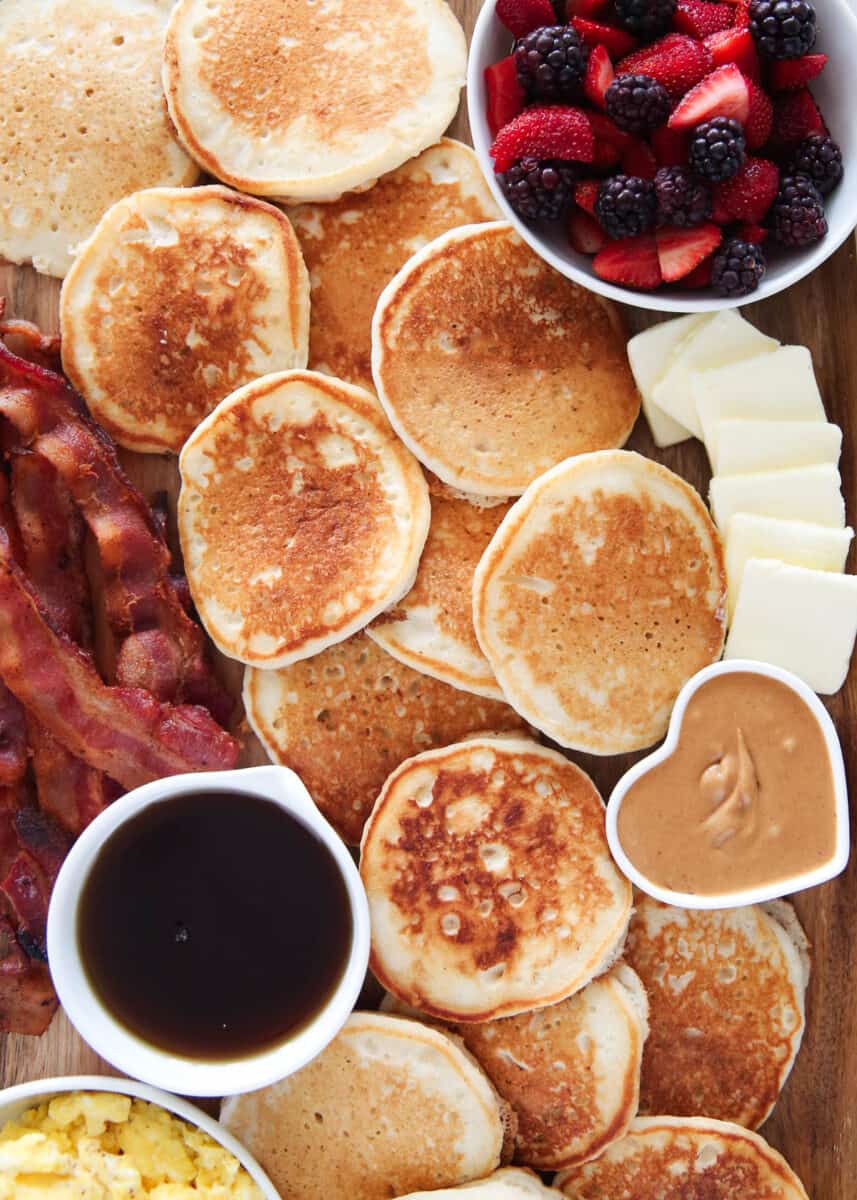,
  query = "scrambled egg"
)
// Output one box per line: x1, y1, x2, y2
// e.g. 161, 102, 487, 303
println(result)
0, 1091, 264, 1199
